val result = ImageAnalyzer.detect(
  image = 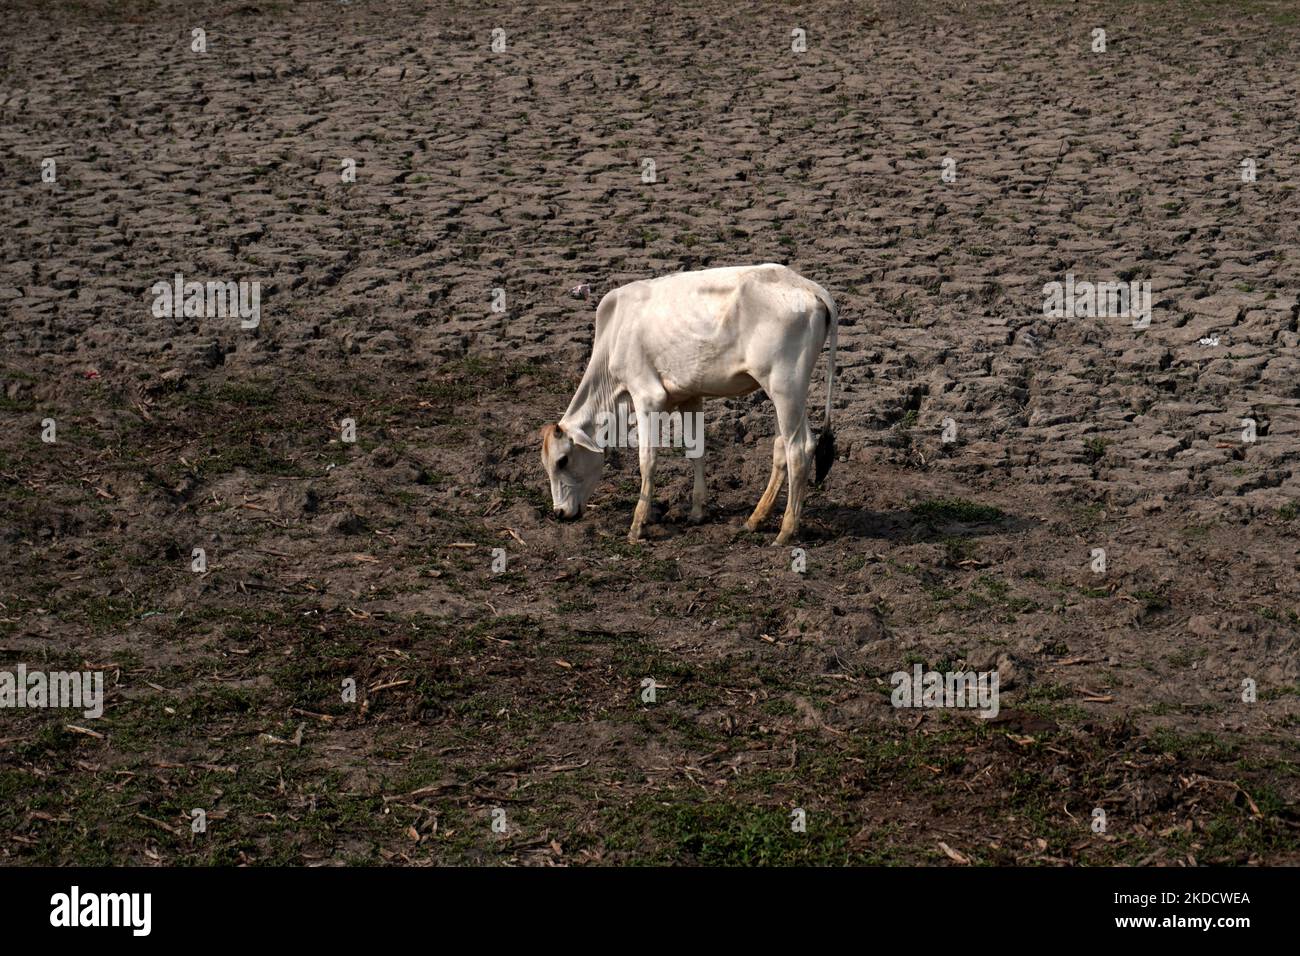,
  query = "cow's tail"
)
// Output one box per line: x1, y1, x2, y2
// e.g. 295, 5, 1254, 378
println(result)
813, 286, 838, 486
